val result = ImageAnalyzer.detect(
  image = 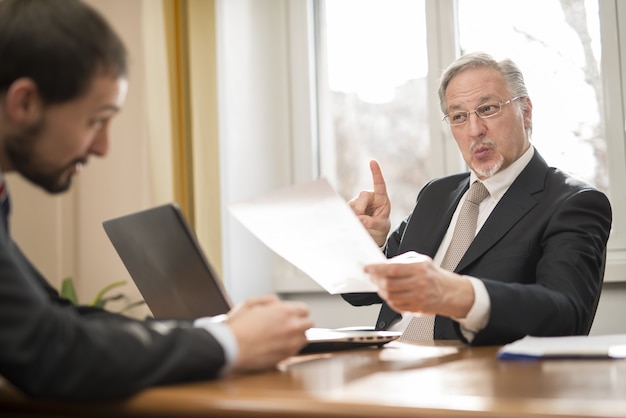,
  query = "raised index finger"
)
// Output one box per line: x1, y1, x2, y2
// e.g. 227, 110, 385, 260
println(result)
369, 160, 388, 198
